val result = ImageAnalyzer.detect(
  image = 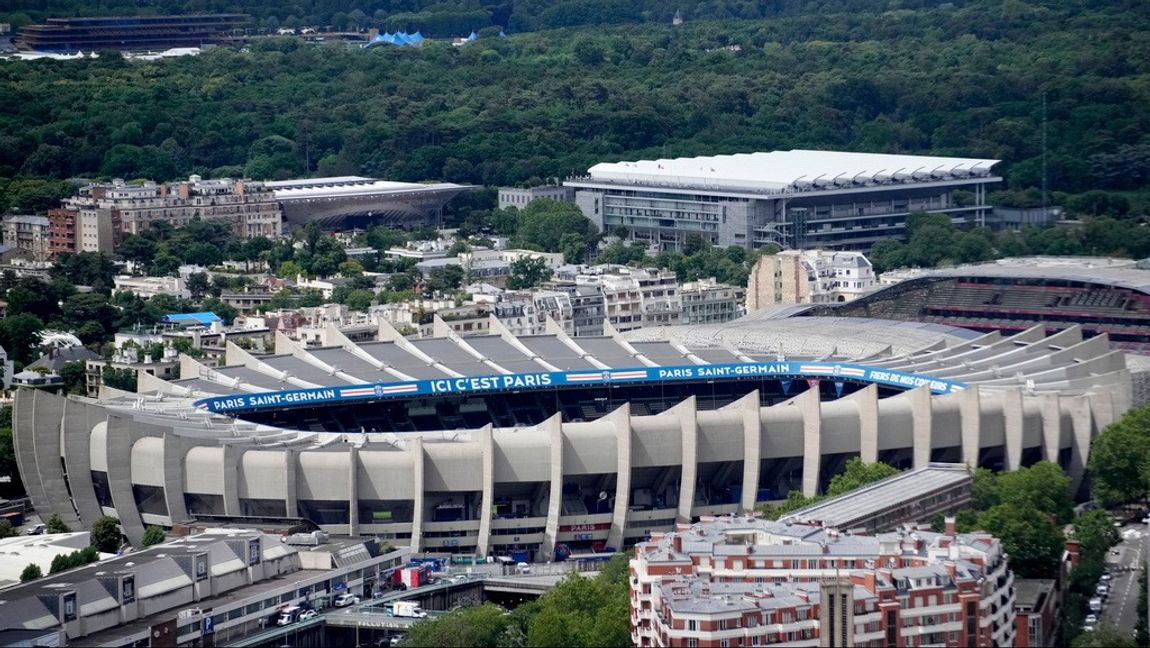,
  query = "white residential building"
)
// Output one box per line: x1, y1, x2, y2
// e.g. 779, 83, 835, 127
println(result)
747, 249, 876, 310
113, 275, 190, 299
